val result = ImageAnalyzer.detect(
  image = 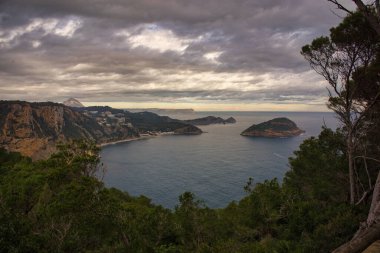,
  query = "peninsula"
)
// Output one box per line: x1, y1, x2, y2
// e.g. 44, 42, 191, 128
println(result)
183, 116, 236, 125
0, 100, 202, 160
